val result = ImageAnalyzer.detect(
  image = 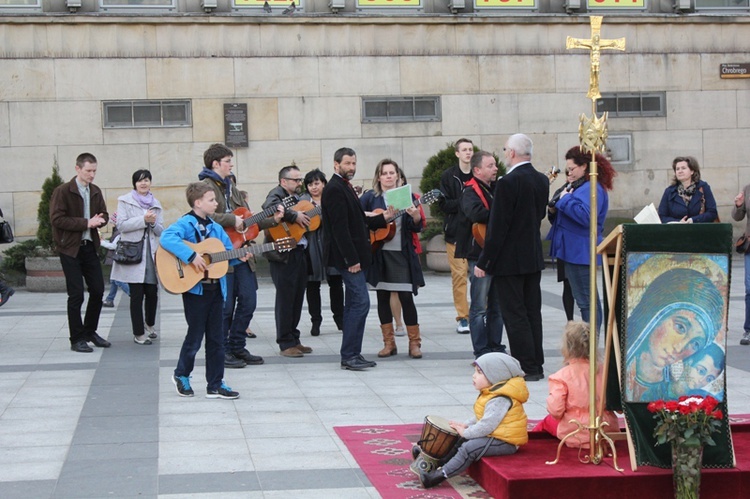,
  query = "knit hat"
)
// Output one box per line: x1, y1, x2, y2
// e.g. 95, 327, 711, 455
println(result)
473, 352, 525, 385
